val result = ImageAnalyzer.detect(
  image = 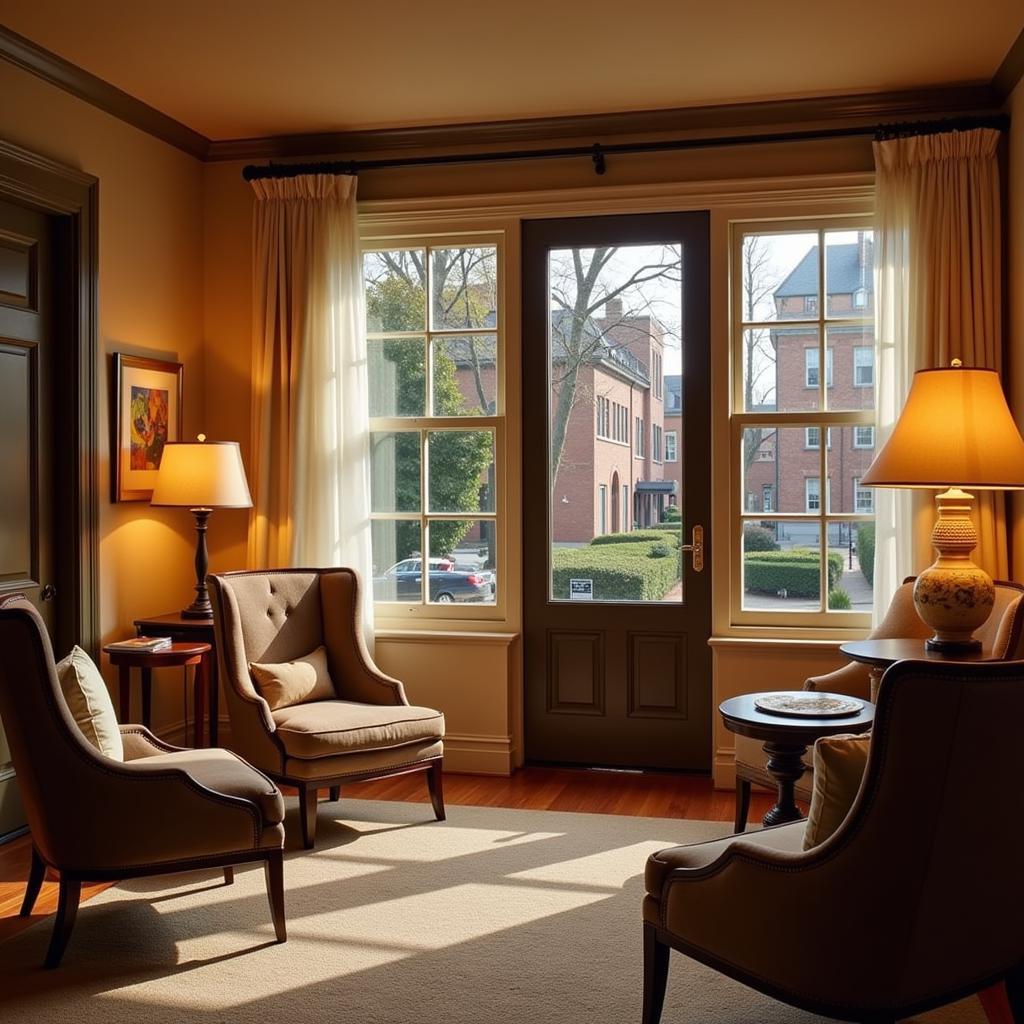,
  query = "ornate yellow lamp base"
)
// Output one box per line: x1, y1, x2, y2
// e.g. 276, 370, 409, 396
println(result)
912, 488, 994, 652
